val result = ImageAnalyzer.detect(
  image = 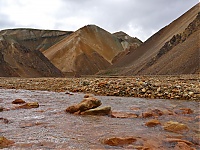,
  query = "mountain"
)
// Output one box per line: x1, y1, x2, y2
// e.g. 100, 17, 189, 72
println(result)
0, 28, 72, 52
0, 37, 63, 77
109, 3, 199, 75
112, 31, 143, 63
43, 25, 126, 75
113, 31, 142, 50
